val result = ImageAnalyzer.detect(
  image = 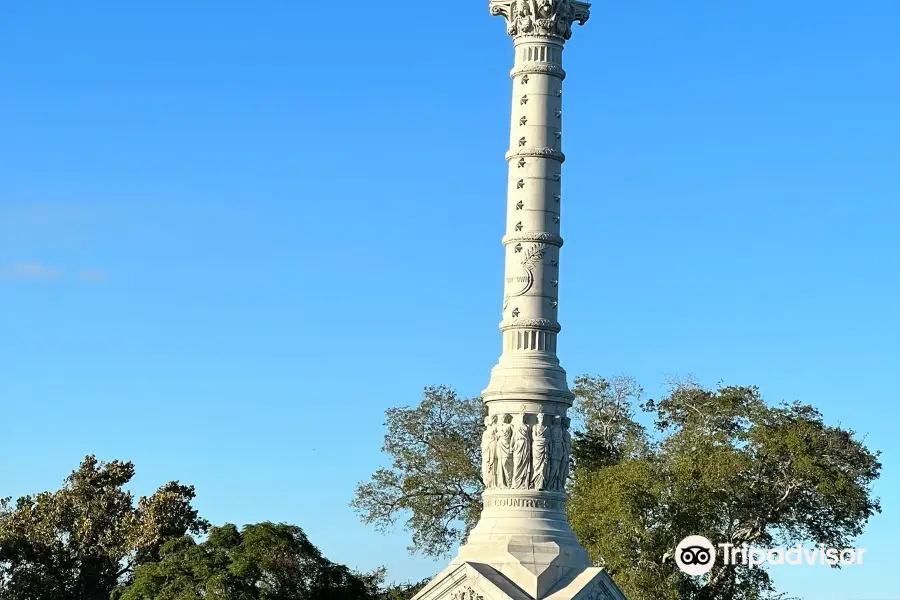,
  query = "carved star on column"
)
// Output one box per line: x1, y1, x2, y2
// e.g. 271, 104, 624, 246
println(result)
551, 258, 559, 267
555, 109, 562, 118
554, 215, 560, 224
521, 95, 529, 105
554, 193, 561, 203
515, 221, 523, 231
551, 279, 558, 287
521, 74, 529, 84
555, 131, 562, 141
554, 173, 561, 182
512, 308, 520, 317
520, 116, 528, 126
556, 88, 563, 97
514, 243, 523, 253
519, 137, 527, 147
517, 179, 525, 189
516, 200, 524, 210
551, 301, 558, 309
518, 158, 526, 168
